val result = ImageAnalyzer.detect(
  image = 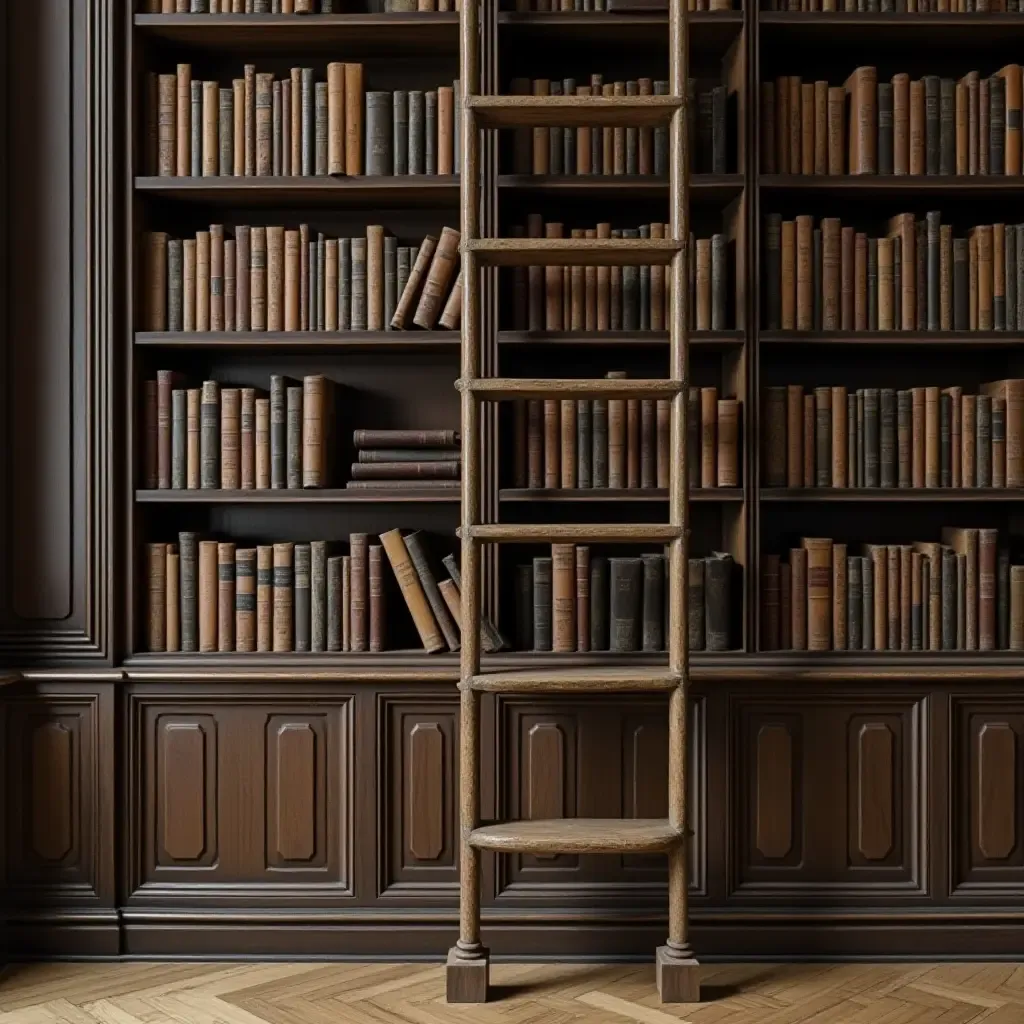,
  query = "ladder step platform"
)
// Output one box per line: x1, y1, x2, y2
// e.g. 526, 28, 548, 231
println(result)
469, 818, 685, 854
457, 377, 682, 400
468, 667, 682, 692
467, 94, 681, 127
459, 523, 683, 543
464, 237, 681, 267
